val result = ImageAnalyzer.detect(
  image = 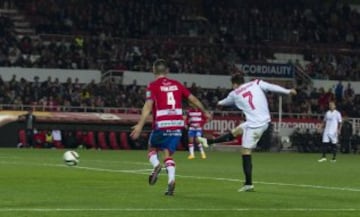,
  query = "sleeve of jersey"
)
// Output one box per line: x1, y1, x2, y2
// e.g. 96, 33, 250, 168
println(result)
338, 112, 342, 123
258, 80, 291, 94
145, 85, 154, 101
182, 84, 191, 98
218, 92, 235, 106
